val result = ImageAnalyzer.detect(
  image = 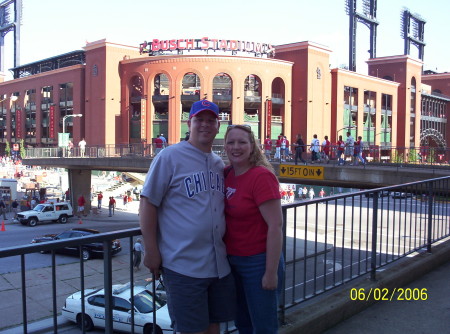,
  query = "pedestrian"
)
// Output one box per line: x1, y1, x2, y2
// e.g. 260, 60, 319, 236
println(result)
123, 194, 128, 210
133, 238, 144, 271
321, 135, 331, 163
0, 199, 7, 220
78, 138, 87, 157
77, 194, 86, 217
154, 136, 163, 155
294, 134, 306, 165
67, 140, 73, 157
284, 136, 291, 161
97, 191, 103, 209
288, 188, 295, 203
345, 131, 355, 165
353, 136, 366, 165
274, 137, 281, 161
280, 135, 287, 162
139, 99, 236, 334
308, 187, 315, 200
264, 136, 272, 161
310, 134, 321, 163
337, 135, 345, 165
159, 133, 167, 147
224, 124, 284, 334
184, 131, 190, 141
31, 197, 37, 209
11, 199, 19, 219
319, 188, 325, 198
108, 196, 116, 217
302, 186, 307, 199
